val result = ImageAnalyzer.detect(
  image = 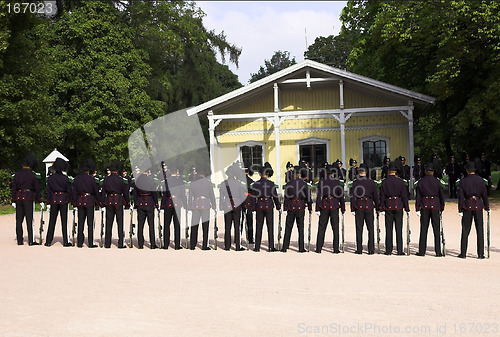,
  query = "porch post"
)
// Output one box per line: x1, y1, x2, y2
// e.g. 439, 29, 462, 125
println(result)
408, 102, 415, 194
273, 83, 281, 192
208, 111, 216, 186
